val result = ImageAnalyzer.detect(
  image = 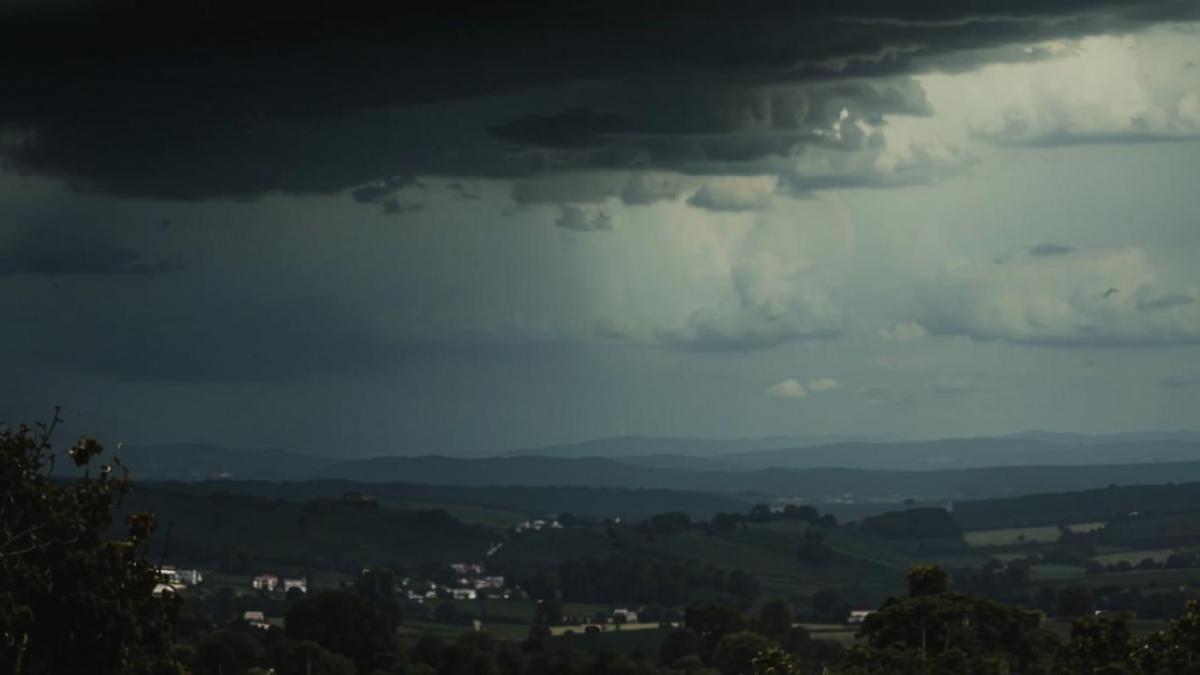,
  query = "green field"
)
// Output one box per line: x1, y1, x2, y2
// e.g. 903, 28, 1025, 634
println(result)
550, 622, 663, 636
491, 519, 910, 605
1029, 564, 1087, 581
555, 626, 673, 654
964, 522, 1105, 548
1092, 548, 1179, 566
387, 499, 532, 529
627, 524, 908, 600
1037, 567, 1200, 589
